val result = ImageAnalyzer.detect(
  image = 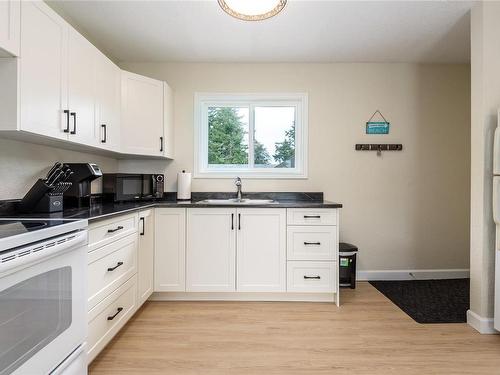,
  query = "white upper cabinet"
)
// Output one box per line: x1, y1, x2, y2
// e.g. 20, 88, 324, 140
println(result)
236, 209, 286, 292
67, 28, 97, 146
0, 2, 174, 158
186, 208, 236, 292
121, 70, 164, 156
95, 52, 121, 151
0, 0, 20, 56
19, 1, 68, 140
163, 82, 175, 159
